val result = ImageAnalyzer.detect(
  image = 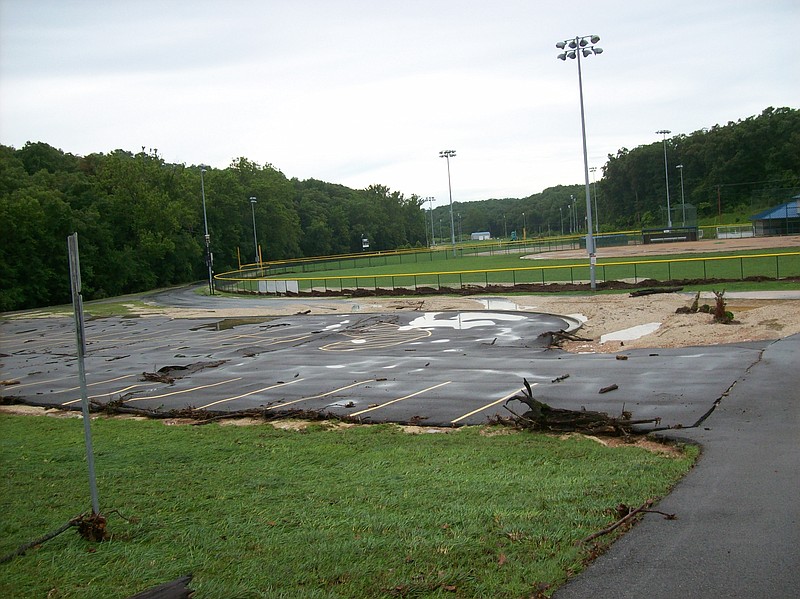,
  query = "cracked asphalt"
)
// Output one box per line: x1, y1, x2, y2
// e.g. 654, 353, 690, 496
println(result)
2, 290, 798, 597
